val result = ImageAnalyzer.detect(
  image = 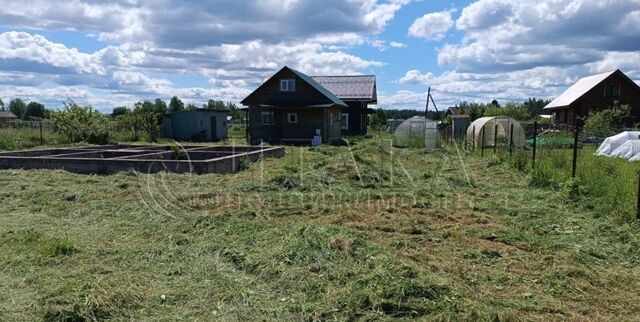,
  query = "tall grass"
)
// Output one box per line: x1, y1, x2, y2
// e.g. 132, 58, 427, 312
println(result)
504, 143, 638, 223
